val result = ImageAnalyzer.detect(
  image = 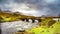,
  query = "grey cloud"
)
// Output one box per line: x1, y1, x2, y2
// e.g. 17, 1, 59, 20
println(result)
0, 0, 60, 16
